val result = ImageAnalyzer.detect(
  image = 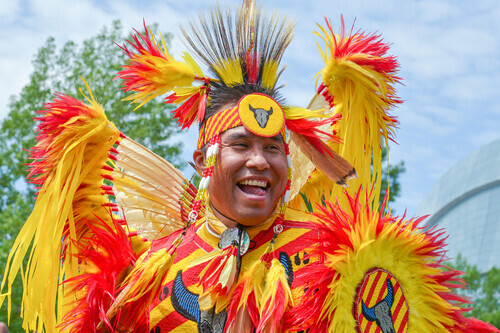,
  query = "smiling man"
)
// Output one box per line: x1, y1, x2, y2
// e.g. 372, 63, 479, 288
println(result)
143, 88, 342, 331
2, 1, 498, 333
195, 125, 289, 228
